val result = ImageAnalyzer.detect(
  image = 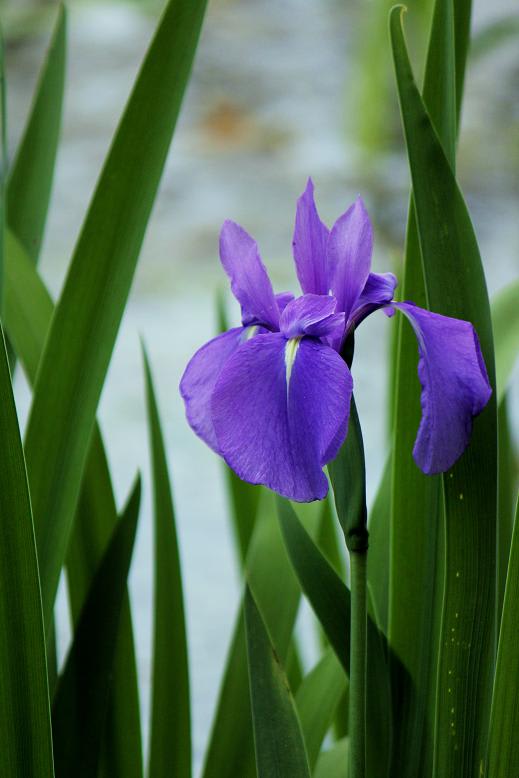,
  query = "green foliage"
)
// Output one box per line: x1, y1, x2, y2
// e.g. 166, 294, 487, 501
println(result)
0, 0, 517, 776
0, 324, 54, 777
244, 586, 311, 778
143, 348, 191, 778
52, 477, 141, 778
